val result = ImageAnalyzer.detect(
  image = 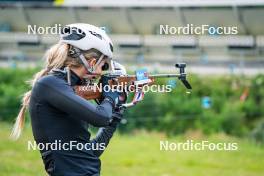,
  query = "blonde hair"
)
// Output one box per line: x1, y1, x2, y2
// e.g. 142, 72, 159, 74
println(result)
10, 42, 101, 140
